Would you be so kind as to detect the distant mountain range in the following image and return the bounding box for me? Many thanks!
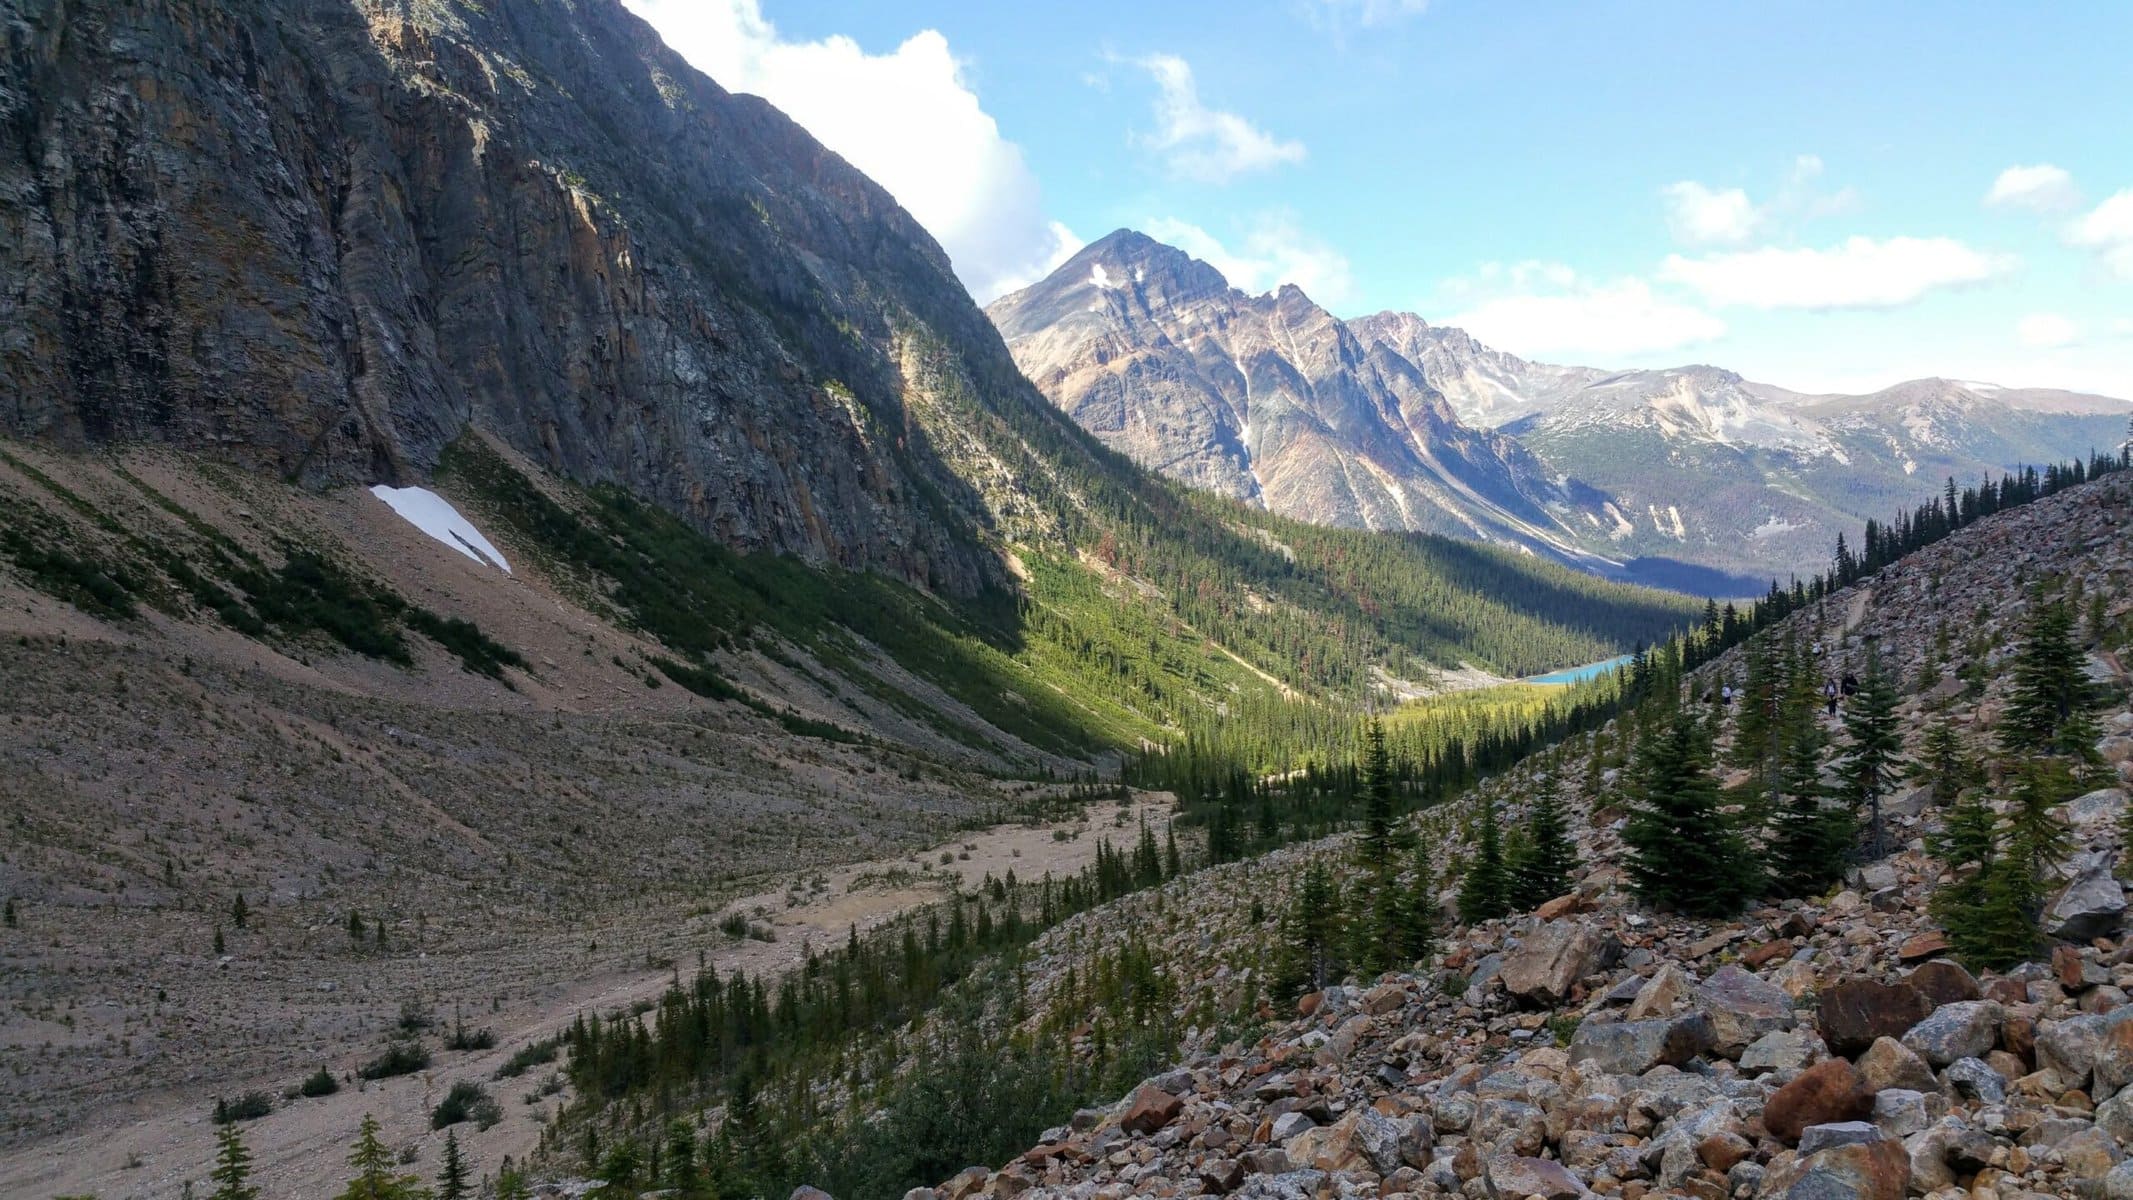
[990,230,2131,592]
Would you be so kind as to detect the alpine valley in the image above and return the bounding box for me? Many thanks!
[2,4,2132,1200]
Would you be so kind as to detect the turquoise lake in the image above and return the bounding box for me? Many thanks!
[1523,654,1633,686]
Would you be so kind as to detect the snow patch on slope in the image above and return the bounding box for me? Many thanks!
[370,486,512,574]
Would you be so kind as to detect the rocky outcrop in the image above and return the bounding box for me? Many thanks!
[0,0,1109,594]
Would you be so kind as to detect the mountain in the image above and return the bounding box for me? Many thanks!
[986,231,1620,572]
[994,233,2129,591]
[1502,370,2132,583]
[0,3,1704,1190]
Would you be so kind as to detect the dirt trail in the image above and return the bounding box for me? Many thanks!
[1,795,1171,1200]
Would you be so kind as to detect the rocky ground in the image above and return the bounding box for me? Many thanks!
[880,472,2133,1200]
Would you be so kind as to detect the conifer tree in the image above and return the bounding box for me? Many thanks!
[1623,708,1757,916]
[437,1129,469,1200]
[1457,798,1511,923]
[1401,843,1437,965]
[2001,592,2103,760]
[1276,860,1343,998]
[1766,715,1850,898]
[1509,775,1578,910]
[1359,718,1396,870]
[1913,717,1981,806]
[210,1123,260,1200]
[1837,646,1905,857]
[339,1113,423,1200]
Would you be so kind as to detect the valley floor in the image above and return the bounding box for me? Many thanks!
[0,792,1170,1200]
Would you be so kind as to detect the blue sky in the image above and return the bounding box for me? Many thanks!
[625,1,2133,396]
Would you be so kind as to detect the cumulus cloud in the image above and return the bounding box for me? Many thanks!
[2069,189,2133,280]
[1445,265,1725,359]
[1660,181,1760,245]
[2016,313,2081,348]
[1143,214,1354,305]
[1129,55,1306,184]
[1985,164,2081,213]
[622,0,1075,303]
[1659,237,2015,310]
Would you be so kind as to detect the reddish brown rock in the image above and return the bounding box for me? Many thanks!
[1897,931,1952,962]
[1535,892,1587,920]
[1904,959,1981,1006]
[1817,978,1934,1057]
[1779,1138,1909,1200]
[1297,991,1323,1018]
[1697,1131,1754,1172]
[1743,939,1796,969]
[2057,945,2092,991]
[1764,1058,1875,1144]
[1121,1085,1184,1135]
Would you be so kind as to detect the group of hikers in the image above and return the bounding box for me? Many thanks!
[1706,636,1859,716]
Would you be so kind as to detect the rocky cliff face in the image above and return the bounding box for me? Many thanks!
[987,231,1616,569]
[0,0,1096,594]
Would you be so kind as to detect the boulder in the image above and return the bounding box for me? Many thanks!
[1765,1058,1875,1145]
[2096,1012,2133,1096]
[1775,1134,1909,1200]
[1855,1036,1938,1093]
[2060,1126,2124,1184]
[1692,964,1797,1055]
[2037,1013,2108,1092]
[1120,1085,1183,1134]
[1817,978,1933,1057]
[1740,1028,1825,1076]
[1870,1089,1936,1139]
[1943,1057,2006,1104]
[2108,1158,2133,1200]
[1900,1000,2003,1067]
[1483,1155,1588,1200]
[1500,919,1612,1007]
[1798,1121,1885,1155]
[2050,858,2129,941]
[1901,960,1980,1007]
[1566,1012,1716,1076]
[1626,962,1696,1020]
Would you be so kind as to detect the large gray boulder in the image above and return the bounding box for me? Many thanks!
[1691,964,1796,1055]
[2050,855,2129,940]
[1900,1000,2003,1067]
[1567,1012,1716,1076]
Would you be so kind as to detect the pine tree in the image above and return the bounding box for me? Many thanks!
[437,1129,469,1200]
[1623,708,1757,916]
[1766,716,1850,898]
[1508,776,1578,909]
[339,1113,422,1200]
[1838,646,1905,858]
[1359,718,1396,870]
[1913,717,1980,806]
[231,893,248,929]
[210,1123,260,1200]
[1401,843,1438,965]
[2001,592,2103,760]
[1276,861,1343,998]
[1457,798,1511,923]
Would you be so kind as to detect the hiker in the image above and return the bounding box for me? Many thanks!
[1841,672,1859,698]
[1823,678,1839,715]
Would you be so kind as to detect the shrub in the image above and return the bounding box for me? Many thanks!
[494,1038,559,1079]
[298,1066,340,1098]
[432,1080,497,1129]
[446,1022,497,1051]
[358,1042,431,1080]
[211,1092,273,1124]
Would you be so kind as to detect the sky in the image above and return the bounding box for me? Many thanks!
[622,0,2133,398]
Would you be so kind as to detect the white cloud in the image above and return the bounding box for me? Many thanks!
[1985,164,2081,213]
[2016,313,2081,348]
[1660,181,1761,245]
[622,0,1074,303]
[1659,236,2015,310]
[1445,266,1726,359]
[1306,0,1430,27]
[2069,189,2133,280]
[1130,55,1306,184]
[1143,214,1354,306]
